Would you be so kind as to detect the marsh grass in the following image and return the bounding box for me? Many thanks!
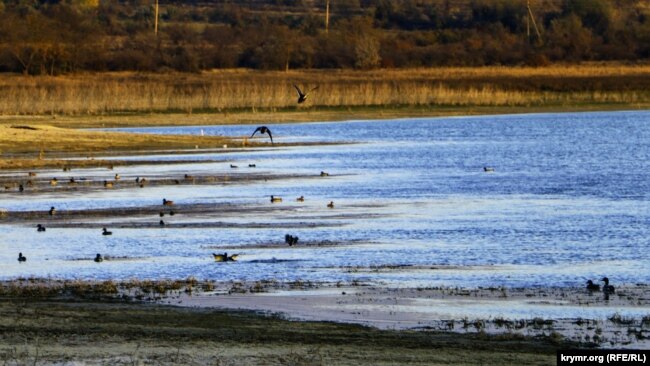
[0,65,648,115]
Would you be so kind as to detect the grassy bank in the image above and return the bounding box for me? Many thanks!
[0,65,648,116]
[0,298,564,365]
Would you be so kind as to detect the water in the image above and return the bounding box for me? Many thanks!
[1,111,649,289]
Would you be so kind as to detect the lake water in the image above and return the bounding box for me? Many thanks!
[1,111,649,290]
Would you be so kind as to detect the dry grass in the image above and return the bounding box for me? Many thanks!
[0,65,648,116]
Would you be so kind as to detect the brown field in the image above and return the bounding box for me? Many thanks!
[0,65,648,116]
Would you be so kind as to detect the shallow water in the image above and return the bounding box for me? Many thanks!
[1,111,649,290]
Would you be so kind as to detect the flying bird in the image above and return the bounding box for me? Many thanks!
[293,84,318,104]
[250,126,273,144]
[213,252,239,262]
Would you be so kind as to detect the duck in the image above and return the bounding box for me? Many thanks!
[28,172,37,177]
[19,184,24,192]
[601,277,615,293]
[69,177,76,184]
[483,166,495,172]
[184,174,194,180]
[162,198,174,206]
[159,211,165,217]
[103,180,113,188]
[36,224,46,232]
[50,178,58,186]
[248,164,256,168]
[320,171,329,177]
[48,206,56,216]
[270,195,282,203]
[296,196,305,202]
[18,252,26,262]
[159,220,165,226]
[586,280,600,291]
[213,252,239,262]
[230,164,238,168]
[285,234,299,246]
[327,201,334,208]
[250,126,273,144]
[293,84,319,104]
[102,227,112,236]
[94,253,104,263]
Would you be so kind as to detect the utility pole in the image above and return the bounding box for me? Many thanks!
[154,0,159,35]
[526,0,542,44]
[325,0,330,35]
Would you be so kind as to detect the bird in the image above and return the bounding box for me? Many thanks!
[19,184,24,192]
[601,277,615,293]
[48,207,56,216]
[135,177,140,183]
[213,252,239,262]
[270,195,282,203]
[285,234,299,246]
[104,180,113,188]
[248,164,256,168]
[18,253,26,262]
[94,253,104,263]
[28,172,37,177]
[162,198,174,206]
[483,167,495,172]
[102,227,112,236]
[159,211,165,217]
[230,164,238,168]
[169,210,175,216]
[250,126,273,144]
[184,174,193,180]
[296,196,305,202]
[327,201,334,208]
[320,171,329,177]
[293,84,318,104]
[586,280,600,291]
[114,174,121,180]
[50,178,58,186]
[68,177,76,185]
[159,220,165,226]
[36,224,46,232]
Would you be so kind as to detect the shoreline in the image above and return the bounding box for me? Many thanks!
[1,278,647,351]
[2,105,647,171]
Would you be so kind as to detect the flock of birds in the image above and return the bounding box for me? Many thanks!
[9,97,620,295]
[17,138,335,265]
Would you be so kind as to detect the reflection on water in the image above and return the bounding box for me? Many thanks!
[1,111,649,289]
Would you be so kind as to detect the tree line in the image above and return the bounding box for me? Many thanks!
[0,0,648,75]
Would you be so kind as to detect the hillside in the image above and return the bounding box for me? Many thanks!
[0,0,648,74]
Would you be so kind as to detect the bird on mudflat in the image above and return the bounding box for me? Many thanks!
[213,252,239,262]
[18,252,26,262]
[250,126,273,144]
[601,277,615,293]
[49,207,56,216]
[586,280,600,292]
[293,84,318,104]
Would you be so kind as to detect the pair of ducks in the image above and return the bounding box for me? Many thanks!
[586,277,615,293]
[270,195,334,208]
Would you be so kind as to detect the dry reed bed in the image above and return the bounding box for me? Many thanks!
[1,65,648,115]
